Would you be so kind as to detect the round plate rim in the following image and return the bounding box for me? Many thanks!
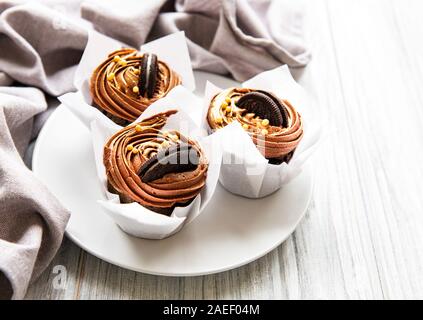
[32,74,313,277]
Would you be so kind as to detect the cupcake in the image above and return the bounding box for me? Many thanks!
[103,110,208,215]
[90,49,181,125]
[207,88,303,164]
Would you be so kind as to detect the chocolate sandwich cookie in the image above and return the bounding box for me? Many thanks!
[237,91,289,127]
[90,49,181,125]
[139,53,158,99]
[139,143,200,183]
[103,110,208,215]
[207,88,303,164]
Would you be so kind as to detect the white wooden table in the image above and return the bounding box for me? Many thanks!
[25,0,423,299]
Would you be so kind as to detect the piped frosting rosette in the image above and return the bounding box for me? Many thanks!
[207,88,304,164]
[204,66,320,199]
[104,110,208,215]
[59,31,195,131]
[78,86,222,239]
[91,49,182,125]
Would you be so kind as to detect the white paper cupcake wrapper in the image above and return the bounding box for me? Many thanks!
[203,65,322,198]
[62,29,195,128]
[63,85,222,239]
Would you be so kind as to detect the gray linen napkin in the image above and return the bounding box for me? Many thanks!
[83,0,311,81]
[0,0,310,299]
[0,87,70,299]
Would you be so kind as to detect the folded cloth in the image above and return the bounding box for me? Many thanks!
[83,0,311,81]
[0,87,70,299]
[0,0,310,299]
[0,0,310,94]
[0,72,13,86]
[0,1,88,96]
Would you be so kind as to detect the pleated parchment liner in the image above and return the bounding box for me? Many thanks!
[202,65,322,199]
[62,86,222,239]
[62,29,195,128]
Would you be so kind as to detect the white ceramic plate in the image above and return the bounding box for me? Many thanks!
[32,71,313,276]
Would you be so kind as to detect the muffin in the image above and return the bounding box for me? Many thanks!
[103,110,208,215]
[90,49,181,125]
[207,88,303,164]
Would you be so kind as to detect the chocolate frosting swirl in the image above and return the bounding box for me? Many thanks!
[207,88,304,163]
[91,49,181,124]
[104,110,208,215]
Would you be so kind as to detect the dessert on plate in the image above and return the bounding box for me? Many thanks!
[103,110,208,215]
[207,88,303,164]
[90,49,181,125]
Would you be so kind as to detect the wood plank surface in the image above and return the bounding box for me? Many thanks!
[25,0,423,299]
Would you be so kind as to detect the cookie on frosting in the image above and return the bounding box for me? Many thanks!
[207,88,303,164]
[90,49,181,125]
[103,110,208,215]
